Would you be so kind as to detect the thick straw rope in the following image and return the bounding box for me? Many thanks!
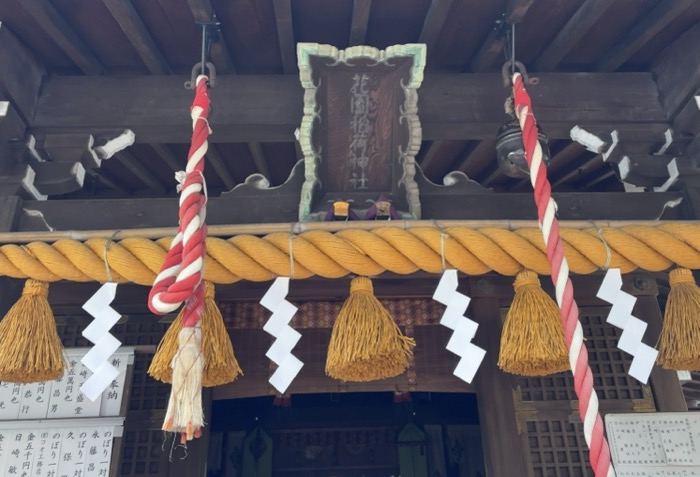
[148,75,209,326]
[1,224,699,285]
[513,72,614,477]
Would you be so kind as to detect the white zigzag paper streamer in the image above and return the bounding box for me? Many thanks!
[81,282,123,401]
[260,277,304,394]
[432,269,486,383]
[597,268,658,384]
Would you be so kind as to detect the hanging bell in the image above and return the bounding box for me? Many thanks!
[495,118,551,179]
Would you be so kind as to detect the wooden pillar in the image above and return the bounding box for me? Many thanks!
[473,295,528,477]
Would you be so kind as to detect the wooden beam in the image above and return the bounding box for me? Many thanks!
[207,144,236,190]
[272,0,296,74]
[653,24,700,136]
[0,23,45,125]
[348,0,372,46]
[418,0,454,54]
[19,0,103,75]
[33,161,85,196]
[247,142,270,179]
[17,189,685,232]
[534,0,615,71]
[114,150,166,193]
[102,0,170,75]
[31,72,670,143]
[596,0,695,72]
[0,196,21,233]
[185,0,236,74]
[653,24,700,120]
[0,102,25,144]
[471,0,536,72]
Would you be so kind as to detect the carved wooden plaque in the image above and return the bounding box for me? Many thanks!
[297,44,426,220]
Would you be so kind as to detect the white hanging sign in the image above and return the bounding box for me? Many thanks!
[260,277,304,394]
[597,268,658,384]
[81,282,123,401]
[433,270,486,383]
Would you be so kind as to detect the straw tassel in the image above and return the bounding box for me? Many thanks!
[163,325,204,443]
[657,268,700,370]
[325,276,415,382]
[497,270,569,376]
[0,279,64,383]
[149,281,242,386]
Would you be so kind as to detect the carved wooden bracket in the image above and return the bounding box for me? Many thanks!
[296,43,426,220]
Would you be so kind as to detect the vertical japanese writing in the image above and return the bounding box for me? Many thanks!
[349,73,371,191]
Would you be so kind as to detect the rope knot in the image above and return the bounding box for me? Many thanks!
[203,280,215,299]
[350,276,373,293]
[669,268,694,286]
[23,279,48,297]
[513,270,540,291]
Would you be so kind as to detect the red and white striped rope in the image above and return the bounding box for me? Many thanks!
[148,75,209,327]
[512,72,615,477]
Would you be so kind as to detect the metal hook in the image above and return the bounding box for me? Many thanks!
[185,20,219,89]
[501,60,539,88]
[185,61,217,89]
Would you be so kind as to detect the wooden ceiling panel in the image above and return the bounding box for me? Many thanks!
[625,2,700,67]
[365,0,432,49]
[261,142,299,186]
[0,0,73,69]
[514,0,584,65]
[417,140,469,182]
[293,0,353,48]
[214,0,283,74]
[429,0,502,71]
[52,0,144,71]
[130,0,201,72]
[561,0,658,69]
[215,142,258,187]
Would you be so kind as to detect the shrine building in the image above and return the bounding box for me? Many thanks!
[0,1,698,476]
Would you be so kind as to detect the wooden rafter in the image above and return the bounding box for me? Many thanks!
[102,0,170,75]
[149,143,181,173]
[552,154,602,188]
[457,139,497,178]
[88,169,130,195]
[471,0,536,72]
[418,140,444,175]
[534,0,614,71]
[653,24,700,135]
[348,0,372,46]
[207,144,236,190]
[247,142,270,179]
[596,0,696,72]
[418,0,454,55]
[272,0,296,74]
[18,0,103,75]
[0,23,45,125]
[114,150,166,193]
[31,73,669,143]
[185,0,236,74]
